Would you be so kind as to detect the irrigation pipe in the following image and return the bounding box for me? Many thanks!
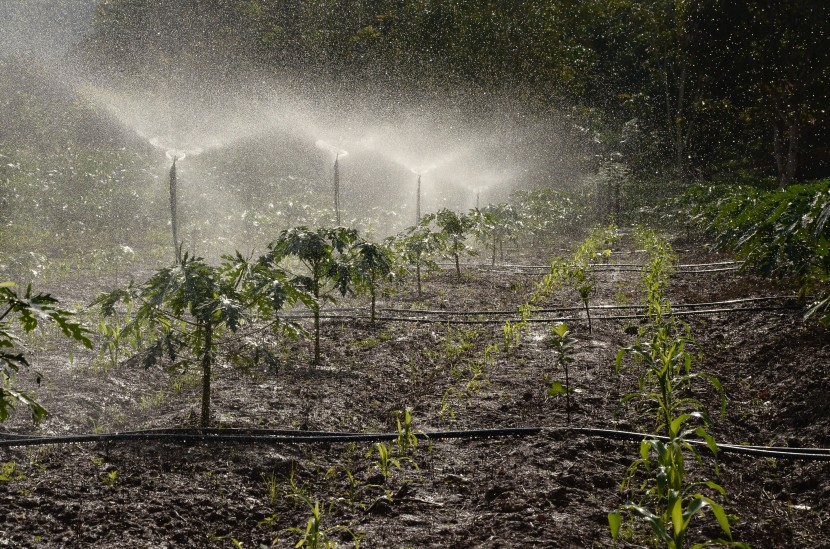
[373,296,793,317]
[465,260,743,270]
[281,305,796,325]
[2,426,828,461]
[566,428,830,462]
[0,427,541,449]
[482,266,743,275]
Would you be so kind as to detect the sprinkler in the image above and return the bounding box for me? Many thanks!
[410,168,431,225]
[416,173,422,224]
[169,157,181,263]
[315,140,349,226]
[334,153,341,225]
[149,137,203,263]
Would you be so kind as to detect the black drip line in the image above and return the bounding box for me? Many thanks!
[2,427,829,461]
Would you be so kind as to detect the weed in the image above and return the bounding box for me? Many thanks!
[102,469,118,487]
[261,470,279,507]
[0,462,25,482]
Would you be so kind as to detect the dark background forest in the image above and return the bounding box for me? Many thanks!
[73,0,829,187]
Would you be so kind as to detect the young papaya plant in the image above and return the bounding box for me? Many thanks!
[469,203,522,265]
[570,267,595,334]
[95,253,302,426]
[391,221,444,298]
[0,281,92,422]
[350,240,395,324]
[263,226,359,363]
[434,208,476,279]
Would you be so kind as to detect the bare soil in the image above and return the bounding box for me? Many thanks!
[1,234,828,548]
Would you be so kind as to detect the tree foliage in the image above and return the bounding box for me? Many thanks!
[0,282,91,423]
[95,253,304,426]
[78,0,830,185]
[262,226,358,363]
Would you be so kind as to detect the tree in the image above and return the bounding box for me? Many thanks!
[263,226,358,363]
[96,253,301,427]
[433,209,476,280]
[1,282,91,423]
[727,1,830,186]
[391,222,445,298]
[350,240,395,324]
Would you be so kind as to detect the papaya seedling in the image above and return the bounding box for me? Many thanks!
[95,253,303,427]
[391,222,444,298]
[263,226,358,363]
[469,203,522,265]
[434,208,476,279]
[350,240,395,324]
[570,267,595,334]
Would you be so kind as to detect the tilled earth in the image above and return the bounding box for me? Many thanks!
[1,234,829,548]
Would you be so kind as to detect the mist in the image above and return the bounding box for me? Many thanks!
[1,1,592,267]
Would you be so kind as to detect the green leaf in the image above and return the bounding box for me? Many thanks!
[547,381,569,397]
[608,511,621,540]
[670,414,691,438]
[671,496,684,537]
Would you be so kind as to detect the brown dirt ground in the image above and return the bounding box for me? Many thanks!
[1,233,828,548]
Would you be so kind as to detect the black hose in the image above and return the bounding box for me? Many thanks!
[374,296,793,317]
[291,305,795,325]
[2,426,828,461]
[567,428,830,461]
[0,427,542,449]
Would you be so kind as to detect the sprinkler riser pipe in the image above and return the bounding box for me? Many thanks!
[416,174,422,224]
[169,158,181,263]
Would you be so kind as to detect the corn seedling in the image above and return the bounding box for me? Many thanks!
[609,432,747,549]
[634,227,677,323]
[289,499,362,549]
[394,408,424,458]
[611,319,742,548]
[366,442,402,481]
[615,323,726,435]
[285,466,310,509]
